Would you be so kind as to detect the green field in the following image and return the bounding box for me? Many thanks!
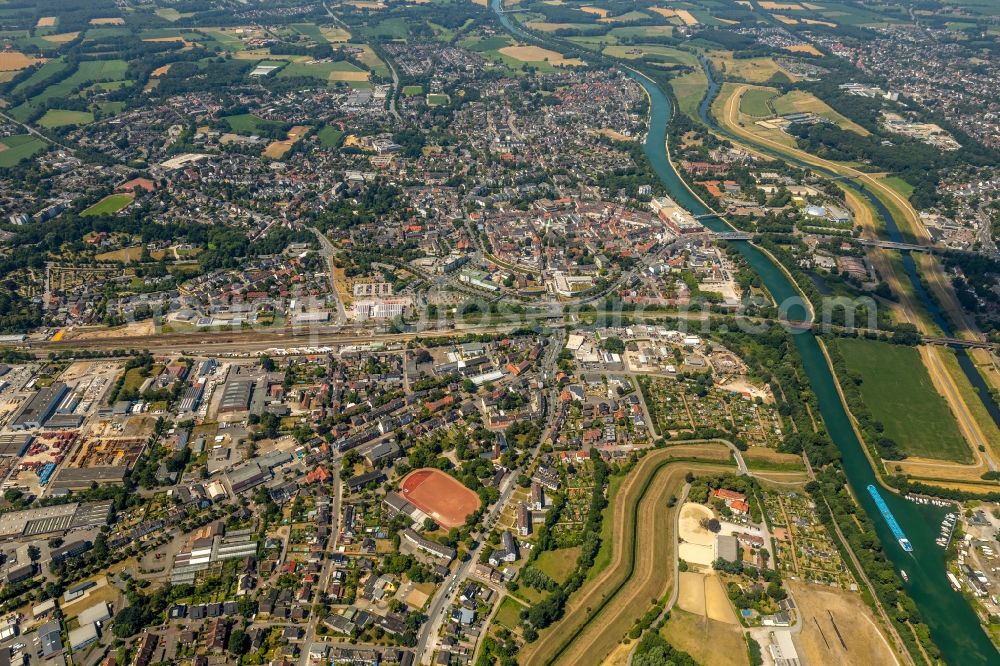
[38,109,94,128]
[402,85,423,96]
[740,86,776,117]
[882,175,915,199]
[11,58,69,95]
[426,93,450,106]
[494,596,524,630]
[12,59,129,121]
[276,59,368,83]
[82,193,135,217]
[223,113,286,135]
[0,134,46,167]
[317,125,343,148]
[534,546,581,585]
[462,35,512,52]
[834,338,970,461]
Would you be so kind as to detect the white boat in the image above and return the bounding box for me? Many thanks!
[901,570,909,582]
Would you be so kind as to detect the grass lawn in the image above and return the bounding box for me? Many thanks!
[317,125,343,148]
[82,193,135,217]
[0,134,46,167]
[882,175,915,199]
[402,85,423,96]
[740,86,777,117]
[462,35,512,52]
[834,337,971,462]
[534,546,581,585]
[426,93,450,106]
[224,113,285,135]
[494,596,524,630]
[38,109,94,128]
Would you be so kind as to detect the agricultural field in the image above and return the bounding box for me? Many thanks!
[82,193,135,217]
[0,51,45,72]
[602,44,687,63]
[278,59,370,84]
[833,338,971,462]
[0,134,46,168]
[498,45,583,67]
[708,52,794,84]
[37,109,94,128]
[11,59,129,121]
[11,59,70,96]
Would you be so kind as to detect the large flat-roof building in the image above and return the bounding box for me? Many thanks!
[9,382,69,430]
[219,378,255,414]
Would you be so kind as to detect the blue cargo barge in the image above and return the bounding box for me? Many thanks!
[868,484,913,552]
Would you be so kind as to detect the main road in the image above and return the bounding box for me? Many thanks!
[414,330,565,663]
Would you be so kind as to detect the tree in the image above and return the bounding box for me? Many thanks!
[27,545,40,561]
[228,628,250,657]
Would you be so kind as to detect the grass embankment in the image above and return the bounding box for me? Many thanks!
[521,445,734,666]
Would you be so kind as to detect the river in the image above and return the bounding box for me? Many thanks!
[490,2,998,662]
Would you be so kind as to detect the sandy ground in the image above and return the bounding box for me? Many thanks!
[66,320,156,339]
[677,571,707,615]
[678,503,715,546]
[704,574,737,623]
[678,572,738,623]
[789,580,901,666]
[678,502,715,567]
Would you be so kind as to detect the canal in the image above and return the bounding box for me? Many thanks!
[490,2,998,662]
